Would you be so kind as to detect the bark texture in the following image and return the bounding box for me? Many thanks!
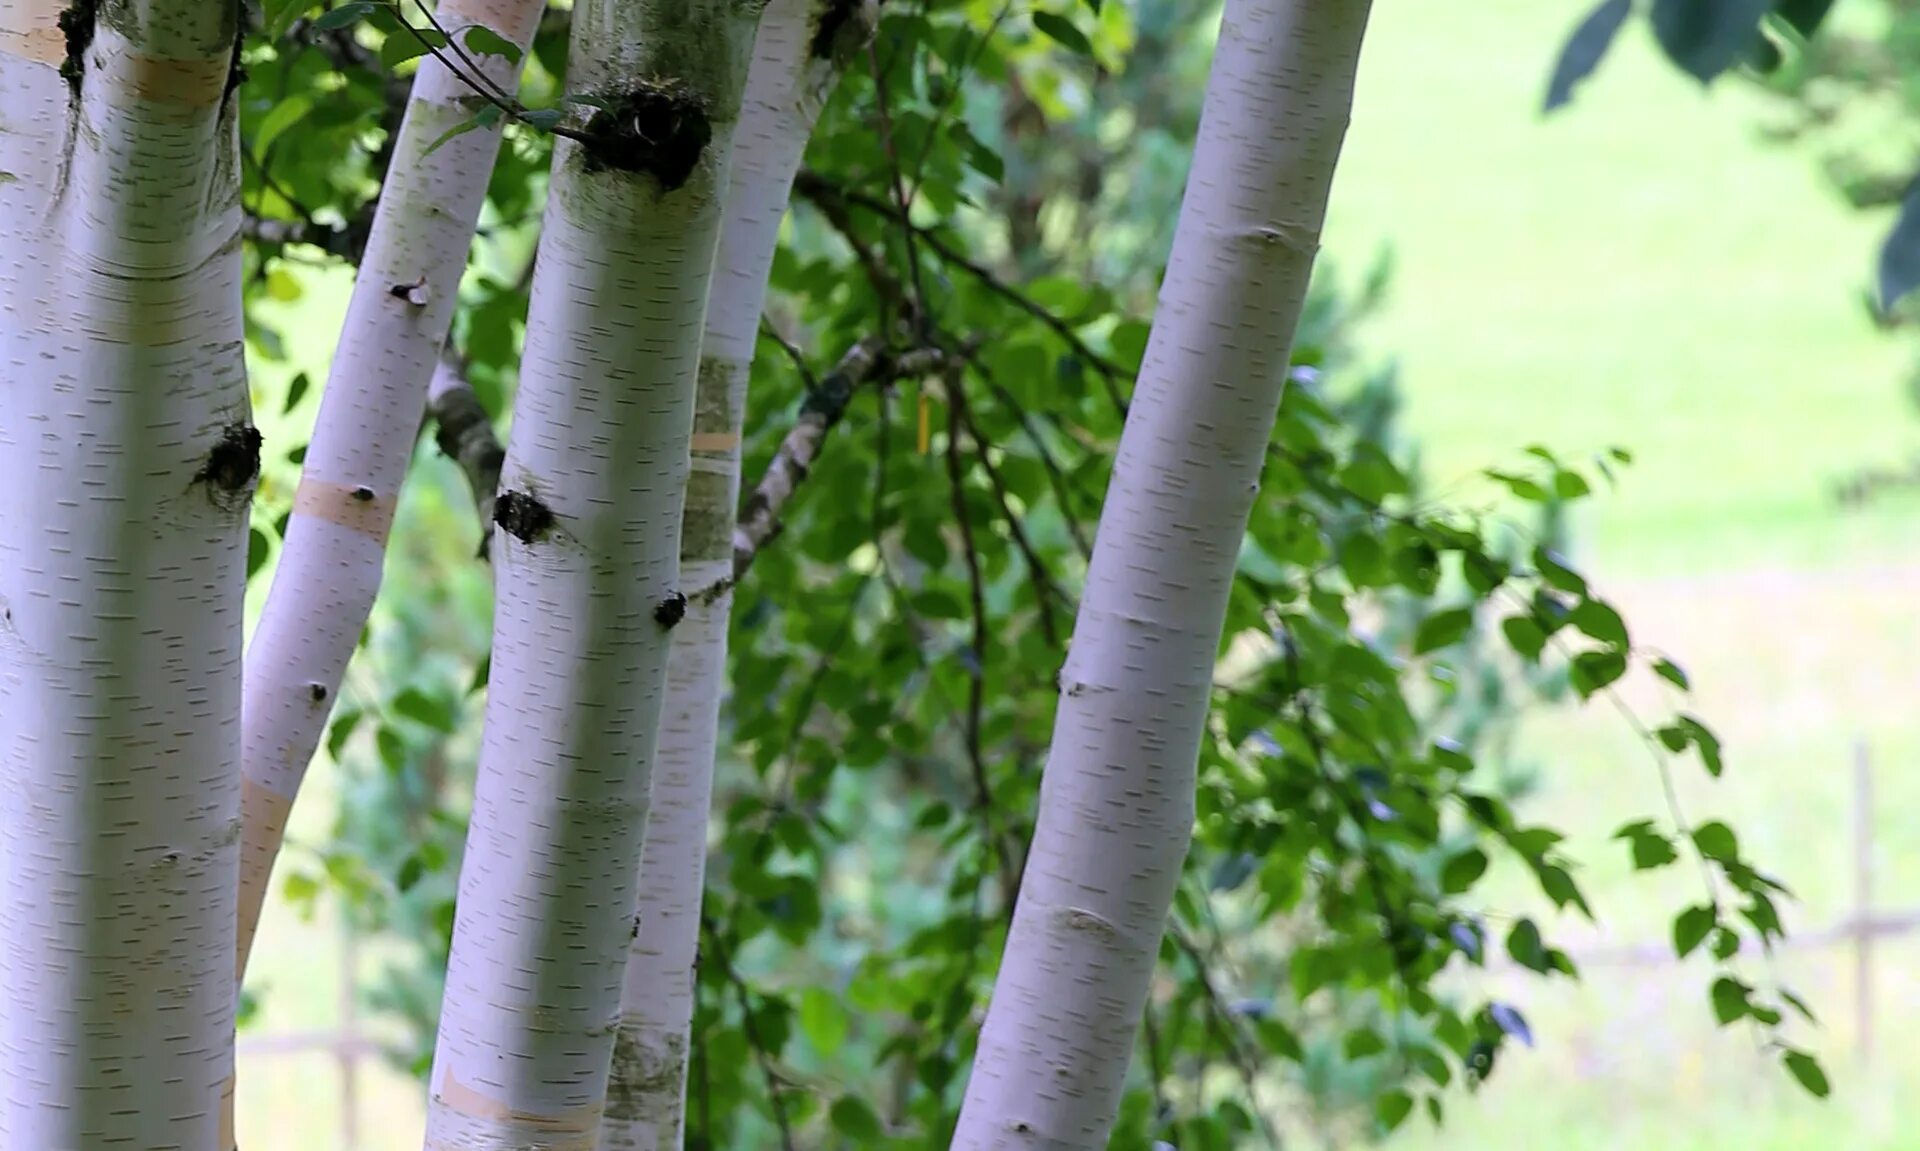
[949,1,1374,1147]
[0,0,249,1144]
[603,7,870,1134]
[234,0,548,980]
[423,2,762,1147]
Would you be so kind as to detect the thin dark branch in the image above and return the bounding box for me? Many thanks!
[955,382,1067,645]
[942,369,1016,907]
[793,169,1133,415]
[700,916,796,1151]
[425,346,506,558]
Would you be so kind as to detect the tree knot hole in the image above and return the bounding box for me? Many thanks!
[581,82,712,189]
[493,489,554,544]
[307,683,329,703]
[195,422,263,498]
[57,0,97,91]
[654,591,688,630]
[350,486,375,502]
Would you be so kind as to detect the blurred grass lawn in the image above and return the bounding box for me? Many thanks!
[1327,1,1920,1149]
[237,1,1920,1145]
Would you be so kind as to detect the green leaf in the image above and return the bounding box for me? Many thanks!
[1692,820,1738,862]
[1441,847,1488,894]
[462,22,523,63]
[380,26,447,68]
[265,0,312,38]
[311,0,374,31]
[828,1095,882,1140]
[799,987,848,1056]
[326,709,362,761]
[396,853,424,892]
[1507,919,1549,972]
[1650,0,1770,83]
[1653,657,1691,691]
[393,687,456,733]
[1031,10,1094,56]
[1614,821,1680,870]
[421,112,487,160]
[1568,650,1627,697]
[1710,975,1752,1024]
[1878,177,1920,311]
[1533,546,1586,594]
[1782,1049,1830,1097]
[1773,0,1834,39]
[1570,598,1628,647]
[1375,1090,1414,1132]
[1681,716,1723,775]
[284,371,310,414]
[1414,607,1474,655]
[1502,615,1547,661]
[1673,904,1716,957]
[247,527,271,579]
[376,725,407,774]
[253,93,315,161]
[1780,988,1818,1023]
[1545,0,1633,111]
[519,108,564,132]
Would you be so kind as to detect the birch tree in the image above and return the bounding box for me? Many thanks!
[604,1,869,1145]
[0,0,249,1143]
[422,1,763,1144]
[233,0,549,977]
[951,1,1376,1144]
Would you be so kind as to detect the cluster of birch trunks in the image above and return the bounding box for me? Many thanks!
[0,0,1371,1145]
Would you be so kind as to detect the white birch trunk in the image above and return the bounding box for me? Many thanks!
[424,2,762,1146]
[234,0,549,978]
[950,1,1374,1147]
[0,0,249,1144]
[602,3,868,1146]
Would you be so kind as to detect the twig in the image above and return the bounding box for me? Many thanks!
[942,366,1017,907]
[699,916,796,1151]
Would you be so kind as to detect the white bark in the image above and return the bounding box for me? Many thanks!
[950,1,1373,1147]
[235,0,549,979]
[424,3,762,1147]
[0,0,249,1145]
[602,4,868,1146]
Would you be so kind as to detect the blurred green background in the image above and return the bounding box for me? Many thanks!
[231,1,1920,1146]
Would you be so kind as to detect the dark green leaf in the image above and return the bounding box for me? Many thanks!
[462,23,523,63]
[1773,0,1834,39]
[1442,847,1488,894]
[1546,0,1634,111]
[396,854,424,892]
[1414,607,1474,655]
[1569,650,1627,697]
[1673,904,1716,957]
[1653,657,1691,690]
[1710,975,1752,1024]
[1507,919,1549,972]
[284,371,310,414]
[1692,820,1738,862]
[829,1095,883,1139]
[1502,615,1547,661]
[1783,1049,1830,1097]
[311,0,374,31]
[1570,598,1628,647]
[380,27,447,68]
[1879,177,1920,311]
[247,527,271,579]
[393,687,456,733]
[1031,11,1094,56]
[1375,1090,1414,1132]
[520,108,564,132]
[1650,0,1770,83]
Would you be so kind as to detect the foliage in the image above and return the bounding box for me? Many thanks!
[234,0,1822,1143]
